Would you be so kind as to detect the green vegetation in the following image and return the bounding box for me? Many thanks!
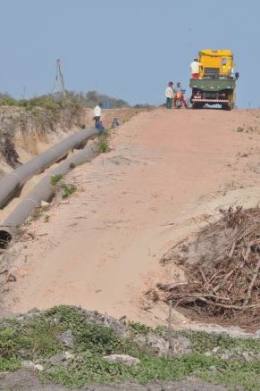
[200,360,260,391]
[0,357,21,372]
[0,306,259,390]
[153,326,260,354]
[44,353,260,390]
[60,183,77,199]
[0,318,62,360]
[0,92,83,121]
[0,90,129,110]
[97,133,110,153]
[185,330,260,354]
[50,174,63,186]
[128,321,152,336]
[75,323,122,354]
[50,175,77,199]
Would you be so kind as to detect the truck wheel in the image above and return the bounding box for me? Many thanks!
[192,103,203,109]
[222,103,234,111]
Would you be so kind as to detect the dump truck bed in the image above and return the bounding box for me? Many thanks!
[199,49,234,78]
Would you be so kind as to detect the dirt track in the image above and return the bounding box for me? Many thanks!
[4,108,260,326]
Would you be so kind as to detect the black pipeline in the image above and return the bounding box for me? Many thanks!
[0,127,98,209]
[0,141,99,248]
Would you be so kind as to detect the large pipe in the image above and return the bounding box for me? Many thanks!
[0,127,98,209]
[0,141,99,248]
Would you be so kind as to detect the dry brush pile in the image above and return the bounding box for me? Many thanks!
[157,207,260,328]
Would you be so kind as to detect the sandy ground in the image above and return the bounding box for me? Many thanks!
[3,107,260,326]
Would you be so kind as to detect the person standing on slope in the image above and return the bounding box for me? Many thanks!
[93,103,102,128]
[190,58,201,79]
[165,81,175,109]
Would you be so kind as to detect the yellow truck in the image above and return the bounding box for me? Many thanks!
[190,49,239,110]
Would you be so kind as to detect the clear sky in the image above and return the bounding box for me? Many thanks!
[0,0,259,107]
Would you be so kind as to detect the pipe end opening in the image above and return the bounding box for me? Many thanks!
[0,230,12,249]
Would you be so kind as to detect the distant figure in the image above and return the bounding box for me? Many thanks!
[93,103,102,128]
[231,68,240,80]
[111,118,120,128]
[165,81,175,109]
[190,58,201,79]
[174,82,188,108]
[96,120,105,133]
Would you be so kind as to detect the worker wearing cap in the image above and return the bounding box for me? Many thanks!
[190,58,201,79]
[165,81,175,109]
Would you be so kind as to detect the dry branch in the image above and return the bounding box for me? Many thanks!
[158,207,260,324]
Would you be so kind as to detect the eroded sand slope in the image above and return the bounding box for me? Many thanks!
[5,108,260,325]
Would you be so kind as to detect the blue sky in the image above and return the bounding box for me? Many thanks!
[0,0,259,107]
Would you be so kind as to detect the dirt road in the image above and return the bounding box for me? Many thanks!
[5,108,260,325]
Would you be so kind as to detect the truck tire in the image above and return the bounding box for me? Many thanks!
[192,103,203,109]
[222,103,234,111]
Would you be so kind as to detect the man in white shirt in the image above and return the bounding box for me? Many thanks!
[165,81,175,109]
[93,103,102,128]
[190,58,201,79]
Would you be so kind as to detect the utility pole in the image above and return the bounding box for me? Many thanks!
[53,58,66,97]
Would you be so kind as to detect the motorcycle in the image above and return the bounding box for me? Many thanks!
[174,89,188,109]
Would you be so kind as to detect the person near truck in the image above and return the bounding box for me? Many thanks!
[93,103,102,128]
[165,81,175,109]
[174,82,188,108]
[190,58,201,79]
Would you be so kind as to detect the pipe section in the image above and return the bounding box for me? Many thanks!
[0,141,99,248]
[0,127,98,209]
